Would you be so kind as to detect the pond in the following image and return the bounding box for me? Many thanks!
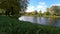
[19,16,60,27]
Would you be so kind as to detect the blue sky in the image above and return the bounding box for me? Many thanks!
[26,0,60,13]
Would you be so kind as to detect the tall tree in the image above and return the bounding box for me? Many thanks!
[38,10,42,16]
[35,10,37,15]
[50,6,60,16]
[0,0,29,16]
[46,8,50,15]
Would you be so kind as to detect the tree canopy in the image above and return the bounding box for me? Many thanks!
[0,0,29,16]
[50,6,60,15]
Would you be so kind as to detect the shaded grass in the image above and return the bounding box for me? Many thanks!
[0,16,60,34]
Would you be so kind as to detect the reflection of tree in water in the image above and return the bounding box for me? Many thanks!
[53,18,60,27]
[38,17,41,24]
[33,16,37,23]
[48,17,57,25]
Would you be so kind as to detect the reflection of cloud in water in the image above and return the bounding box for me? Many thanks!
[19,16,60,27]
[19,16,35,23]
[19,16,57,25]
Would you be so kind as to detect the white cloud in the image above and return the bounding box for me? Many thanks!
[39,2,45,5]
[36,2,47,13]
[37,5,47,12]
[26,5,35,12]
[26,2,47,13]
[51,4,60,7]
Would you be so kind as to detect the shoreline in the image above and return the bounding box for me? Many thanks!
[22,15,60,18]
[0,16,60,34]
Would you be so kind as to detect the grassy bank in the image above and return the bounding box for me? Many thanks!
[43,15,60,18]
[0,16,60,34]
[23,15,60,18]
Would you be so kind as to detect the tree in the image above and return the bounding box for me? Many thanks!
[50,6,60,16]
[38,10,42,16]
[0,0,29,16]
[43,8,50,16]
[45,8,50,15]
[35,10,37,15]
[31,11,35,15]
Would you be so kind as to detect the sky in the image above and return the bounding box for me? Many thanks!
[26,0,60,13]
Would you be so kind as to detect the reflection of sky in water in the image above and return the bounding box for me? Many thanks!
[19,16,34,23]
[19,16,60,27]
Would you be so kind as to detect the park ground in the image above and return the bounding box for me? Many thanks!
[0,16,60,34]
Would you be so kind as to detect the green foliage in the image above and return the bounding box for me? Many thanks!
[35,10,38,15]
[38,10,42,16]
[0,0,29,16]
[0,0,20,16]
[50,6,60,16]
[0,16,60,34]
[43,12,50,16]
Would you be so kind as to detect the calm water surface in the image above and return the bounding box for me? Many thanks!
[19,16,60,27]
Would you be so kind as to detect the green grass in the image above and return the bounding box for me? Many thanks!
[43,15,60,18]
[0,16,60,34]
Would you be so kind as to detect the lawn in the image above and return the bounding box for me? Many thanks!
[0,16,60,34]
